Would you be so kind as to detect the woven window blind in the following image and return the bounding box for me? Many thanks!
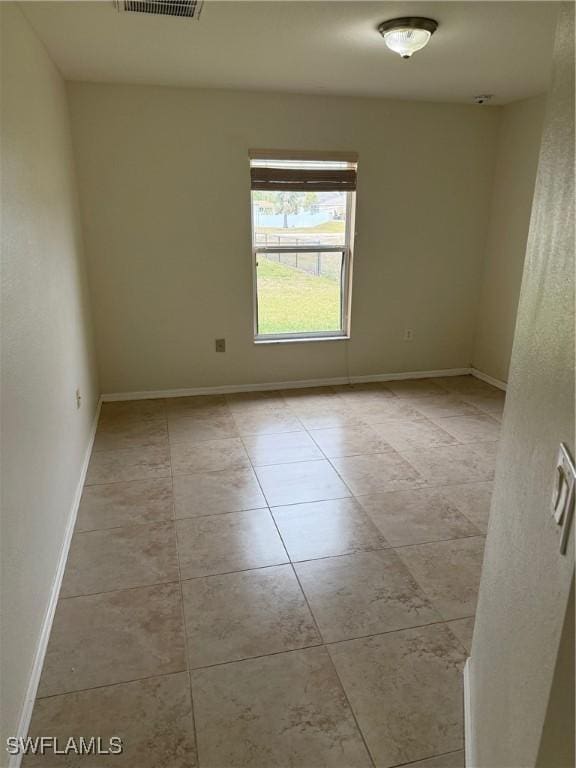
[249,150,358,192]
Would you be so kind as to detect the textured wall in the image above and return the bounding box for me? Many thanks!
[0,3,99,749]
[472,95,545,383]
[67,84,500,394]
[470,5,575,766]
[536,577,575,768]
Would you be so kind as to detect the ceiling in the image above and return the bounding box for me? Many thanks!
[22,1,559,104]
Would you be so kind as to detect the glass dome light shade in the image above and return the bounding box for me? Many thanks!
[378,17,438,59]
[384,28,432,58]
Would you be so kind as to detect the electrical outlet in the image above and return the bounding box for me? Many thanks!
[75,388,82,409]
[404,328,414,342]
[215,338,226,353]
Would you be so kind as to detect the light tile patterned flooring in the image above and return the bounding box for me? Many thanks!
[26,375,505,768]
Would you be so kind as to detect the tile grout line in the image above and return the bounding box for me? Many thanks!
[322,647,378,767]
[35,410,193,715]
[389,746,466,768]
[241,428,378,768]
[56,531,486,601]
[35,612,477,702]
[80,393,490,607]
[251,391,478,765]
[76,463,491,534]
[285,408,470,766]
[184,612,475,671]
[224,391,487,674]
[288,404,431,497]
[64,386,494,761]
[89,393,497,486]
[72,519,175,538]
[167,420,202,768]
[238,433,296,574]
[235,403,379,765]
[288,551,381,767]
[275,408,382,767]
[34,670,189,703]
[84,472,172,488]
[59,578,182,601]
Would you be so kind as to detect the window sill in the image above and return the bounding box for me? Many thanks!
[254,335,350,345]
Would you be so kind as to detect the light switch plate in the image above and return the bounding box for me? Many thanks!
[552,443,575,554]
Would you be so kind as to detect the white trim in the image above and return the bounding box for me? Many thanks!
[464,657,476,768]
[351,368,471,384]
[254,335,350,345]
[9,397,102,768]
[248,149,359,162]
[101,367,473,402]
[470,368,507,391]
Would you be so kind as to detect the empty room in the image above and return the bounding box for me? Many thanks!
[1,1,574,767]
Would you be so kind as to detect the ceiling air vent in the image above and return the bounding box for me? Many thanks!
[114,0,203,19]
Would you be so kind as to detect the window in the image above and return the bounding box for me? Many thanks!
[250,151,357,342]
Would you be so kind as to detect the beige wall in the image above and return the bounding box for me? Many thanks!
[470,5,574,766]
[0,3,99,751]
[67,83,502,394]
[472,95,545,383]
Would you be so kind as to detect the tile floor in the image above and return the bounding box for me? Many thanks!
[26,375,504,767]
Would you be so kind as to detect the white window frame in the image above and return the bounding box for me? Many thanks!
[251,184,356,344]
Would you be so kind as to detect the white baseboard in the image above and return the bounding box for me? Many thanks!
[9,397,102,768]
[464,657,475,768]
[470,367,507,391]
[101,367,473,402]
[351,367,472,385]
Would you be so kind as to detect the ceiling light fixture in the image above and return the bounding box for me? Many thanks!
[378,17,438,60]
